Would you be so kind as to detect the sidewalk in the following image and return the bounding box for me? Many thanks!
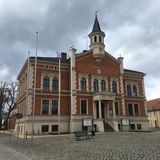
[0,142,31,160]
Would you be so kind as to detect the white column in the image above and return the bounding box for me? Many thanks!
[112,101,116,118]
[99,100,102,119]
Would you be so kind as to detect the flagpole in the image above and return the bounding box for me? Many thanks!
[58,53,61,135]
[70,48,72,134]
[24,51,30,141]
[32,32,38,146]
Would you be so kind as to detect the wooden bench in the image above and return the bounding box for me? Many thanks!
[74,131,92,141]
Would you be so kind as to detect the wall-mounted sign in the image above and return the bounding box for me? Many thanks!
[121,118,130,126]
[82,118,93,127]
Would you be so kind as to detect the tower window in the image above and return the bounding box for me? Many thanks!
[94,36,97,43]
[99,36,101,43]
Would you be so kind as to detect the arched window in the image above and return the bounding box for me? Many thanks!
[52,77,58,91]
[112,81,117,93]
[94,36,97,43]
[81,78,86,91]
[43,76,50,90]
[127,84,132,96]
[133,85,137,96]
[101,80,106,91]
[93,79,99,92]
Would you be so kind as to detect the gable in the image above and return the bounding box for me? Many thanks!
[76,51,120,76]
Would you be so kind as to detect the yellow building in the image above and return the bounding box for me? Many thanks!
[147,98,160,128]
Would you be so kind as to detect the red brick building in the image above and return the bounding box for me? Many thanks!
[15,15,149,135]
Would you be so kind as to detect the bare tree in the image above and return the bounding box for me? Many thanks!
[4,81,18,129]
[0,82,8,128]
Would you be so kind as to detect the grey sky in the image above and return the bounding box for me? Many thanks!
[0,0,159,100]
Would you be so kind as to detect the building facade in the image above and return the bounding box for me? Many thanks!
[147,98,160,128]
[15,15,149,135]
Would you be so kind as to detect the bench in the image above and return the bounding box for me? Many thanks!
[74,131,92,141]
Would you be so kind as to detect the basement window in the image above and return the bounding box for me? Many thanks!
[41,125,49,132]
[52,125,58,132]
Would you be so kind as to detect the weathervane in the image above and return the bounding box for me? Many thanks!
[95,10,99,17]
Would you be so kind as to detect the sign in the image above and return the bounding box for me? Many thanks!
[82,118,93,127]
[121,118,130,126]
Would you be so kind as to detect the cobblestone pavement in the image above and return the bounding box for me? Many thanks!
[0,132,160,160]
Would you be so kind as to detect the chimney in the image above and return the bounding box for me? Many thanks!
[118,57,124,74]
[70,48,76,68]
[61,52,67,61]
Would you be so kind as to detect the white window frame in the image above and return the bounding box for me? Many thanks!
[41,73,58,90]
[41,99,50,115]
[127,103,140,116]
[80,99,88,114]
[110,78,119,93]
[51,99,59,115]
[79,74,89,91]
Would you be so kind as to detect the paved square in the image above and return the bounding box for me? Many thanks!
[0,132,160,160]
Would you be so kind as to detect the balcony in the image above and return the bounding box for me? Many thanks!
[93,91,116,101]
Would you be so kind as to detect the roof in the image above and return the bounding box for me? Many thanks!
[146,98,160,111]
[30,56,69,63]
[124,69,145,76]
[92,14,102,33]
[17,56,69,79]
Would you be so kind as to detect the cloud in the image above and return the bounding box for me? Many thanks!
[145,76,160,100]
[0,66,9,80]
[0,0,160,100]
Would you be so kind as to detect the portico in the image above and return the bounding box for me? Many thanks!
[93,91,117,131]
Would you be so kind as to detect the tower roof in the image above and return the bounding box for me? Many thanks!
[92,14,102,32]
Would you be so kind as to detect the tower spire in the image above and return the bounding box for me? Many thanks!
[88,14,106,59]
[92,12,101,32]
